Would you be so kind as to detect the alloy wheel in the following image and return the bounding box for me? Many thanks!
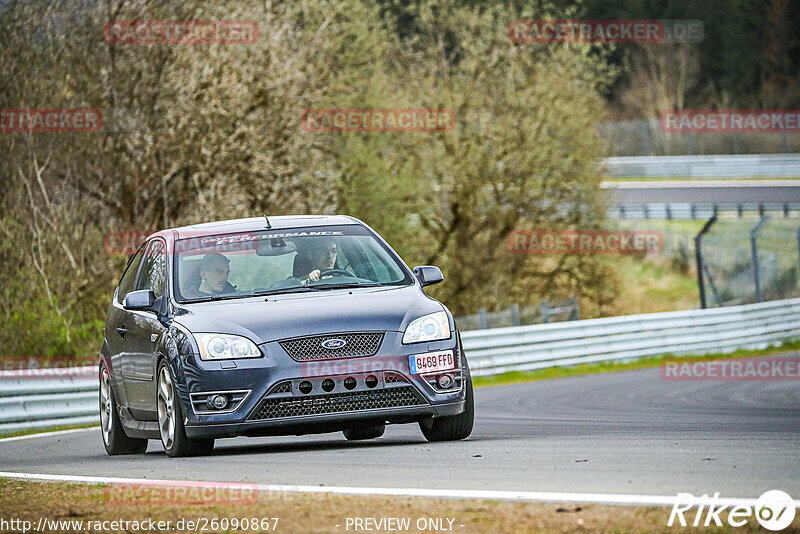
[157,365,176,450]
[99,368,113,446]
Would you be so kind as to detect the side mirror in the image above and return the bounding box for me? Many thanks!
[123,289,156,311]
[413,265,444,287]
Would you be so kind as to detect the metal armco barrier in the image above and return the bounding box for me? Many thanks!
[0,370,97,435]
[462,298,800,376]
[604,154,800,178]
[2,298,800,434]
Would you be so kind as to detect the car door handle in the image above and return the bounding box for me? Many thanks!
[116,326,127,338]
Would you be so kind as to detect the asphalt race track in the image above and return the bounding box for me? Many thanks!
[1,365,799,499]
[602,180,800,204]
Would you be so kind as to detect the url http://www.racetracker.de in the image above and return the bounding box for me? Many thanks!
[0,516,280,533]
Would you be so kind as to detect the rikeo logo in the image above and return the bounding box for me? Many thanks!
[669,491,796,531]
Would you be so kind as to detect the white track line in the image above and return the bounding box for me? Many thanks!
[600,179,800,188]
[0,426,98,443]
[2,471,796,508]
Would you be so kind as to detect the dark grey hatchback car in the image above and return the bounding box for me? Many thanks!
[100,215,473,456]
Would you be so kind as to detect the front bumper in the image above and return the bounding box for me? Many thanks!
[174,331,466,439]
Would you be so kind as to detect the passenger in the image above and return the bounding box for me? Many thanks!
[185,253,234,297]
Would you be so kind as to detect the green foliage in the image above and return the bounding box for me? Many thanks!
[0,0,708,356]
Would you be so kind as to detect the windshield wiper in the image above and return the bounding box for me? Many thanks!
[308,282,383,290]
[250,286,318,297]
[182,293,250,303]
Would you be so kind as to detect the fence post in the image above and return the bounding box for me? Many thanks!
[797,227,800,277]
[541,300,550,324]
[510,304,520,327]
[569,296,579,320]
[694,213,717,309]
[640,120,652,155]
[751,216,770,303]
[478,308,488,330]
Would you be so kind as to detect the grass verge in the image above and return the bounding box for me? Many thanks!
[472,339,800,389]
[0,478,785,534]
[0,422,99,440]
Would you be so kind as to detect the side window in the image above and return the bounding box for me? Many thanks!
[136,240,166,298]
[116,247,146,304]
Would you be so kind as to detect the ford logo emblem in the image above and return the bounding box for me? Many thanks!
[321,338,347,350]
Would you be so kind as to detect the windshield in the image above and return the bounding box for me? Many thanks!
[172,224,413,302]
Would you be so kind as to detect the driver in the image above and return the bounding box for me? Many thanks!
[302,237,341,282]
[186,253,234,297]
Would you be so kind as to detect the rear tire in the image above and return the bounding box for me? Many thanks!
[157,361,215,457]
[343,424,386,441]
[419,360,474,442]
[99,364,148,455]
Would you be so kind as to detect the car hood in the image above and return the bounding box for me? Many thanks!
[172,285,447,344]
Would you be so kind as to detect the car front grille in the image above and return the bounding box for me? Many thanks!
[269,382,292,394]
[248,386,425,420]
[384,372,408,383]
[279,332,383,361]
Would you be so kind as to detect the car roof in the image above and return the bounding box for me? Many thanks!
[167,215,361,240]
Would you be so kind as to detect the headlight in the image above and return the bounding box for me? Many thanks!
[195,333,261,360]
[402,311,450,344]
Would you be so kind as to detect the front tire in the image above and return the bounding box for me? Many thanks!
[419,360,474,442]
[157,362,214,457]
[343,424,385,441]
[99,364,148,455]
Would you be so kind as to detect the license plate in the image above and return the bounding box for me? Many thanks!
[408,350,455,374]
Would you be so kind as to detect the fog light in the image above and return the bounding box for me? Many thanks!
[299,381,313,394]
[437,374,453,389]
[321,379,335,392]
[207,394,228,410]
[343,376,357,390]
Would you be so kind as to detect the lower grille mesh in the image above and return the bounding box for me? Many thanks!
[249,387,425,420]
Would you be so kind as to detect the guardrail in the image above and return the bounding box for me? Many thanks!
[2,298,800,434]
[604,154,800,178]
[0,370,97,435]
[457,298,579,331]
[609,202,800,219]
[462,298,800,376]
